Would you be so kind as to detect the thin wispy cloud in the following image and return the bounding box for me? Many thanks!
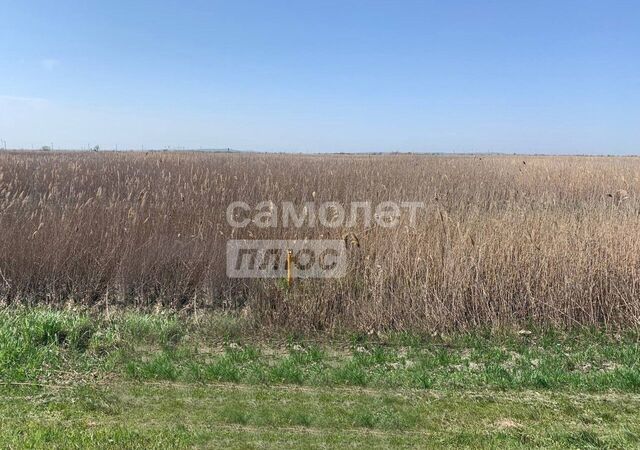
[0,95,48,106]
[0,95,49,110]
[41,58,60,71]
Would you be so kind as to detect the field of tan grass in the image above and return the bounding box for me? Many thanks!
[1,151,640,332]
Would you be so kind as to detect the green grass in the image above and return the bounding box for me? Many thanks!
[2,383,640,448]
[2,308,640,448]
[2,308,640,391]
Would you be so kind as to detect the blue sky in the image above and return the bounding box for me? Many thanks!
[1,1,638,153]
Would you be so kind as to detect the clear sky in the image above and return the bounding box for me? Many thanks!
[1,1,638,153]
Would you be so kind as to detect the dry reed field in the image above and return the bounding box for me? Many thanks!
[1,151,640,332]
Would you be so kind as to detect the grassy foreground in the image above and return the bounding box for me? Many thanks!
[1,308,640,448]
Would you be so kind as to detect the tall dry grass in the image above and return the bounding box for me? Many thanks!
[1,151,640,332]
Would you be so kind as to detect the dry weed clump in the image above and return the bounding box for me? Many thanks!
[1,151,640,332]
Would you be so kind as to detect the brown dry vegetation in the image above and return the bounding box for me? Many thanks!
[1,151,640,332]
